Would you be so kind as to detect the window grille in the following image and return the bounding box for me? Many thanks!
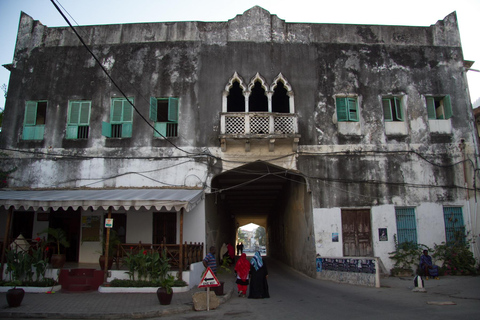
[250,115,269,134]
[443,207,465,244]
[274,116,295,134]
[395,207,417,244]
[225,116,246,134]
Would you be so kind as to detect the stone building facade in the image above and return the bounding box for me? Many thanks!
[0,6,477,276]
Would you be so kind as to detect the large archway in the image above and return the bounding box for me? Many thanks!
[206,161,316,277]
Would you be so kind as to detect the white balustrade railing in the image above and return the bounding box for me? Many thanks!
[220,112,298,135]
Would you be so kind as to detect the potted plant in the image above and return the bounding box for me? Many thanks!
[6,285,25,307]
[99,230,121,270]
[41,228,70,268]
[156,274,175,305]
[155,249,174,305]
[4,250,26,307]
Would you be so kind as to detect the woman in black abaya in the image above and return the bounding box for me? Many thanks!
[248,251,269,299]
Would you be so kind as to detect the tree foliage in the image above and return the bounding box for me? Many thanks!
[237,229,248,244]
[255,227,266,246]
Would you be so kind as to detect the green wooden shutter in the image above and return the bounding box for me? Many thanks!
[426,97,436,119]
[34,125,45,140]
[66,126,79,139]
[149,97,157,121]
[443,95,452,119]
[394,97,403,121]
[22,127,35,140]
[112,99,123,123]
[336,97,348,122]
[122,99,133,122]
[347,98,359,122]
[382,99,393,121]
[154,122,167,138]
[168,98,179,122]
[69,102,81,125]
[121,123,132,137]
[79,102,91,125]
[24,101,37,126]
[102,121,112,137]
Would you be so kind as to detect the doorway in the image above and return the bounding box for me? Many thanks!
[49,208,81,262]
[341,209,373,257]
[11,211,35,240]
[153,212,176,244]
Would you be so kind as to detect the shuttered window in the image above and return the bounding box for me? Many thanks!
[426,95,452,120]
[22,101,46,140]
[395,207,417,244]
[443,207,465,244]
[66,101,91,139]
[336,97,359,122]
[382,97,403,122]
[102,97,134,138]
[149,97,179,137]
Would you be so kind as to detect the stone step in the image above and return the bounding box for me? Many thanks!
[65,284,93,292]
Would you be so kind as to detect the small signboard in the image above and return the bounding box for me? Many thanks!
[379,228,388,241]
[198,267,220,288]
[105,218,113,228]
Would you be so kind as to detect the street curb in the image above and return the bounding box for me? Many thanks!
[0,282,236,319]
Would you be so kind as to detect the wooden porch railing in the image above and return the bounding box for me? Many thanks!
[114,241,204,271]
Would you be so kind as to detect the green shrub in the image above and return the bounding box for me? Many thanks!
[123,248,172,281]
[433,234,477,275]
[389,236,428,274]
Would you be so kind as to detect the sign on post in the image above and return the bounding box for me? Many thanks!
[198,267,220,288]
[105,218,113,228]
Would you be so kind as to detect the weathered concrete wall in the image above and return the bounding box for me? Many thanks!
[314,201,470,272]
[268,177,316,277]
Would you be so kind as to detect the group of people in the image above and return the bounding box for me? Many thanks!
[204,247,439,299]
[236,242,244,255]
[235,251,269,298]
[203,246,269,299]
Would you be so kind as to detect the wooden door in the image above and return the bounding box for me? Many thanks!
[341,209,373,257]
[153,212,176,244]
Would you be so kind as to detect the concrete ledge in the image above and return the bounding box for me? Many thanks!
[0,285,62,293]
[98,286,189,293]
[316,256,380,287]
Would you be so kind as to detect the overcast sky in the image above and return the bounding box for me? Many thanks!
[1,0,479,112]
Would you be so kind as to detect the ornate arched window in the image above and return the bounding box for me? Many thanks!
[271,73,294,113]
[223,72,247,112]
[247,73,269,112]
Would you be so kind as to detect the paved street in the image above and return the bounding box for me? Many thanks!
[1,257,479,320]
[159,258,480,320]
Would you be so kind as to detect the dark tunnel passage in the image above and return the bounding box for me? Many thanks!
[205,161,317,277]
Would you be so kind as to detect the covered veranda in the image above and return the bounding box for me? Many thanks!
[0,188,206,281]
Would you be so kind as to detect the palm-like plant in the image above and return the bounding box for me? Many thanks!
[41,228,70,254]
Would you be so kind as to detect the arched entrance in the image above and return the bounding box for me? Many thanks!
[206,161,316,277]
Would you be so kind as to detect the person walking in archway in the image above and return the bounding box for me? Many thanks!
[248,251,269,299]
[235,253,250,297]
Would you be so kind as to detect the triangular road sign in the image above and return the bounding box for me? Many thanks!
[198,267,220,288]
